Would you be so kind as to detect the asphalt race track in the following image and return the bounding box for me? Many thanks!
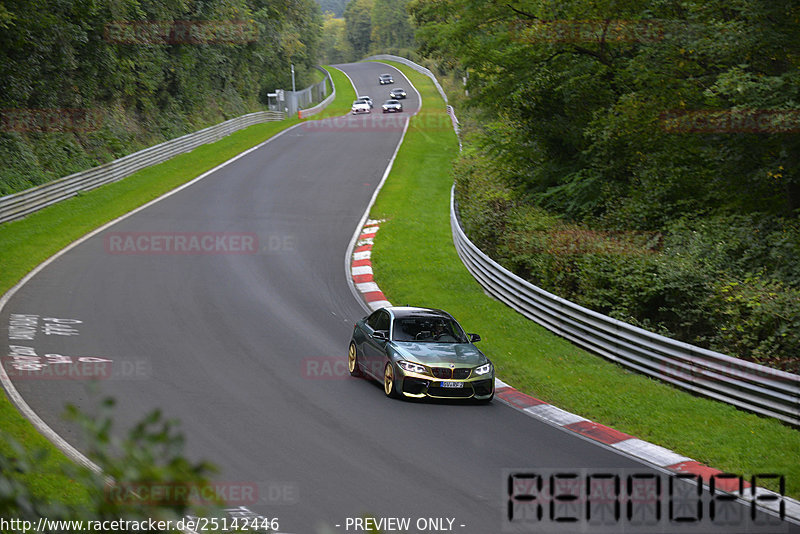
[2,62,797,534]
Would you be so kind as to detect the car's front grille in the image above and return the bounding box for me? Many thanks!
[431,367,471,379]
[432,367,451,379]
[453,368,471,379]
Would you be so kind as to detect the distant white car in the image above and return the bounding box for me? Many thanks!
[352,100,371,114]
[358,95,373,108]
[382,99,403,113]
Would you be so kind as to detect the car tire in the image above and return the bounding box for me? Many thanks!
[348,342,362,377]
[384,362,400,398]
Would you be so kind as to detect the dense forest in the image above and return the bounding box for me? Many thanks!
[1,0,797,372]
[0,0,322,195]
[409,0,800,372]
[319,0,414,64]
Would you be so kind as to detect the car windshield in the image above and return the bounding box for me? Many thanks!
[392,316,468,343]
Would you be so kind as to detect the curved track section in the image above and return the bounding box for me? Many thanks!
[3,63,795,534]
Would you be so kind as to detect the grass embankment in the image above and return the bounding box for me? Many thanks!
[366,60,800,498]
[0,66,352,505]
[315,66,357,118]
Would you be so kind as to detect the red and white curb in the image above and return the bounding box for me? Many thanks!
[345,66,799,524]
[494,377,800,521]
[350,219,392,311]
[348,222,798,522]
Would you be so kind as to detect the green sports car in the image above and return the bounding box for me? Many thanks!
[348,306,494,401]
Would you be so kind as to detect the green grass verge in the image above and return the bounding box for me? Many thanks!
[0,66,353,505]
[367,60,800,498]
[316,66,357,118]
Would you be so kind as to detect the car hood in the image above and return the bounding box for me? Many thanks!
[391,342,488,367]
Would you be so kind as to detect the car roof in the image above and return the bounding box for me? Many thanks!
[384,306,452,320]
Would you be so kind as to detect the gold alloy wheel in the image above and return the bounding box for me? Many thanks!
[384,363,395,397]
[348,343,356,372]
[348,342,361,376]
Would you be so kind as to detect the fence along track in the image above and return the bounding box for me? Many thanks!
[0,111,290,224]
[366,53,800,426]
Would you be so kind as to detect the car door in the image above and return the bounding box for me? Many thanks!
[362,310,390,378]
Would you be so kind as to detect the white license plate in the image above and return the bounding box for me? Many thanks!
[440,381,463,388]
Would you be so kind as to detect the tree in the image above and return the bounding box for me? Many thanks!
[410,0,800,223]
[343,0,373,58]
[320,12,355,63]
[371,0,413,52]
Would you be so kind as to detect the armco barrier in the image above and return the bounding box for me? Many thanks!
[0,111,285,224]
[287,66,333,116]
[298,67,335,119]
[451,187,800,426]
[366,53,800,426]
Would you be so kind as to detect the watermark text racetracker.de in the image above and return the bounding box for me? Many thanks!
[104,232,266,255]
[300,111,454,133]
[105,481,259,506]
[660,109,800,134]
[104,20,259,45]
[0,516,280,533]
[509,19,667,44]
[302,356,384,380]
[0,108,102,133]
[4,345,152,381]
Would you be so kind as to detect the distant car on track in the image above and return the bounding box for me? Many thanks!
[389,88,407,99]
[382,99,403,113]
[378,73,394,85]
[357,95,373,108]
[351,100,371,114]
[348,306,494,401]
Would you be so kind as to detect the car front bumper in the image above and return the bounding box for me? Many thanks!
[393,365,494,400]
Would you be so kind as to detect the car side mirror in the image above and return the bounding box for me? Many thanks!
[372,330,388,341]
[468,333,481,343]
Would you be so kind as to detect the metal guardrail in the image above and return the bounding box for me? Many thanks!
[451,187,800,426]
[286,66,333,116]
[0,111,285,224]
[298,67,335,119]
[367,53,800,426]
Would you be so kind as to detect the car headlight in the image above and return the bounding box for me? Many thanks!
[397,360,428,374]
[474,362,492,376]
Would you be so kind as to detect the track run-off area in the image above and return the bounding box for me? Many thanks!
[2,62,798,534]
